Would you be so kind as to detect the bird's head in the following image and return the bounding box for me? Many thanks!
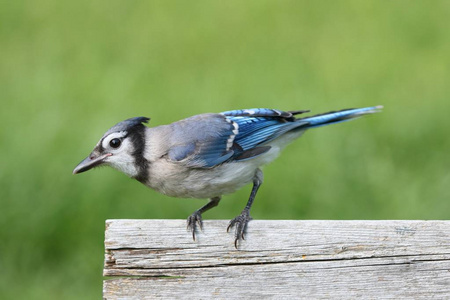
[73,117,150,179]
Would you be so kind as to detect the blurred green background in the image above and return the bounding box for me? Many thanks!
[1,0,450,298]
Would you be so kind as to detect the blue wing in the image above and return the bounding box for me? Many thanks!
[222,108,309,155]
[221,108,309,119]
[167,114,236,168]
[167,109,308,168]
[168,106,381,168]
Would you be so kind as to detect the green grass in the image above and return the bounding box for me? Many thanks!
[1,1,450,298]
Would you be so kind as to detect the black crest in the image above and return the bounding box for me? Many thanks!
[104,117,150,136]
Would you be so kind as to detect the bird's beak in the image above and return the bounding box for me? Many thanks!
[73,153,112,174]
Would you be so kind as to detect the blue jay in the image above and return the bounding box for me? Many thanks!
[73,106,382,247]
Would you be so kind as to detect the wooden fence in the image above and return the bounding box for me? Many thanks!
[103,219,450,299]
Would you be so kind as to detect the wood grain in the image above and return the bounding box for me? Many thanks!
[104,220,450,299]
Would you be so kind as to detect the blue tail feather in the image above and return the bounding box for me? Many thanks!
[299,106,383,128]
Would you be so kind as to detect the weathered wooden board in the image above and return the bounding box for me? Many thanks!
[104,220,450,299]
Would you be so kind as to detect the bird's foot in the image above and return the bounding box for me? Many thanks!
[227,209,252,248]
[187,211,203,241]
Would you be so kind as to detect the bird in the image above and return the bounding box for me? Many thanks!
[73,105,382,247]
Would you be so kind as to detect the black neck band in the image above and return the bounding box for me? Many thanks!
[128,125,149,183]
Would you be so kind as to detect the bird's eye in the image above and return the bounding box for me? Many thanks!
[109,138,121,148]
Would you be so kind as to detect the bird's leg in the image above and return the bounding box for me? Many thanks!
[187,196,221,241]
[227,168,263,248]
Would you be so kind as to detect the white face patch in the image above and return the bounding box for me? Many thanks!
[98,130,140,177]
[101,131,128,150]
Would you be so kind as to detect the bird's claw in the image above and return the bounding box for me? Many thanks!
[227,210,252,248]
[187,211,203,241]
